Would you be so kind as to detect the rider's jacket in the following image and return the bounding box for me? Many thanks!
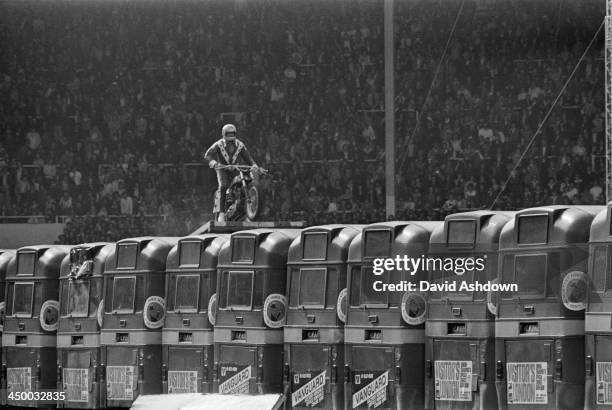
[203,138,255,167]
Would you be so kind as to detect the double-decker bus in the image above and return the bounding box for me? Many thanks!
[345,221,441,410]
[284,225,362,409]
[162,234,228,394]
[57,243,113,409]
[426,211,513,409]
[585,203,612,409]
[213,228,300,395]
[101,237,177,408]
[2,245,71,408]
[495,206,602,409]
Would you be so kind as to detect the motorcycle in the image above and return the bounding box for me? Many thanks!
[213,164,268,222]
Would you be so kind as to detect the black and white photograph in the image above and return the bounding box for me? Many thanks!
[0,0,611,409]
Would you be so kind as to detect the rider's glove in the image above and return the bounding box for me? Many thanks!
[209,160,218,169]
[251,164,259,172]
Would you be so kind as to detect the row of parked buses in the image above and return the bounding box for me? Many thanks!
[0,204,610,409]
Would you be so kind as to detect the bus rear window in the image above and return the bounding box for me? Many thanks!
[232,238,255,263]
[364,230,391,258]
[17,252,36,275]
[226,271,253,308]
[299,268,326,306]
[302,233,327,260]
[13,282,34,316]
[515,254,546,295]
[517,215,548,244]
[179,241,201,267]
[428,268,448,300]
[117,244,138,269]
[447,221,476,247]
[112,276,136,313]
[64,281,89,317]
[360,267,387,305]
[175,275,200,311]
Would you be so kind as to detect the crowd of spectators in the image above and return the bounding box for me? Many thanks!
[0,0,607,243]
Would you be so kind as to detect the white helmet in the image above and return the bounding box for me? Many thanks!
[222,123,237,140]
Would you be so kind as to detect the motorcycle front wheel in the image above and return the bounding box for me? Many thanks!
[245,185,261,221]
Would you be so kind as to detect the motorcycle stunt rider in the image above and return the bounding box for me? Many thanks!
[203,123,258,222]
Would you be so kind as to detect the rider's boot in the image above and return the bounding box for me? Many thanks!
[218,212,226,222]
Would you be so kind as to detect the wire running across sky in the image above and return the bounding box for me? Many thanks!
[398,0,466,173]
[488,19,605,209]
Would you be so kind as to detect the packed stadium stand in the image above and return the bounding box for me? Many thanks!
[0,0,607,243]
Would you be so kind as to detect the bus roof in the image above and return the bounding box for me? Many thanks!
[7,245,72,279]
[104,237,178,273]
[0,250,15,281]
[287,225,364,264]
[500,205,604,249]
[348,221,443,262]
[430,210,515,250]
[218,228,301,268]
[60,243,114,279]
[589,203,612,243]
[166,234,230,271]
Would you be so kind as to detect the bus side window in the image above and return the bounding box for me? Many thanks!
[592,245,608,292]
[326,268,338,309]
[289,269,300,307]
[60,281,69,316]
[33,281,43,316]
[166,275,176,312]
[219,271,229,309]
[546,253,560,298]
[105,278,113,313]
[608,246,612,291]
[501,255,514,299]
[198,273,211,313]
[6,282,13,316]
[349,266,361,307]
[388,270,402,306]
[89,278,102,317]
[253,271,264,309]
[135,276,145,313]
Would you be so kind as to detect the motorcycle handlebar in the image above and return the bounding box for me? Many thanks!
[214,164,268,174]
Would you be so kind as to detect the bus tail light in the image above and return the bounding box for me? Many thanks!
[202,350,209,383]
[496,361,503,380]
[395,366,401,384]
[555,359,562,380]
[138,350,145,380]
[100,364,106,383]
[585,355,593,376]
[36,364,41,382]
[480,361,486,380]
[257,348,264,383]
[2,363,6,382]
[213,362,219,383]
[162,364,167,382]
[203,363,209,383]
[93,363,99,383]
[330,346,338,383]
[284,363,290,382]
[344,365,350,383]
[425,360,432,378]
[57,365,62,383]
